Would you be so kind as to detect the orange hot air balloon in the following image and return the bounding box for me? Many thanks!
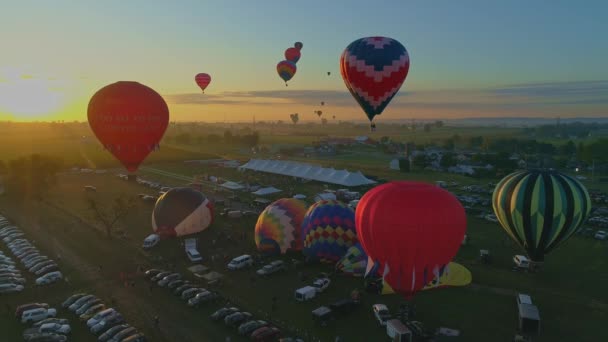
[195,73,211,93]
[88,81,169,173]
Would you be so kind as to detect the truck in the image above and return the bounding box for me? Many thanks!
[185,238,202,262]
[295,286,317,302]
[386,319,412,342]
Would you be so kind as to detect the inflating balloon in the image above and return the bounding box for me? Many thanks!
[294,42,303,50]
[285,47,301,63]
[195,73,211,93]
[336,242,367,277]
[356,182,466,299]
[340,37,410,128]
[88,81,169,173]
[152,188,214,239]
[493,170,591,263]
[255,198,308,255]
[277,60,297,86]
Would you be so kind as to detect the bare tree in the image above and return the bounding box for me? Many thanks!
[87,194,137,238]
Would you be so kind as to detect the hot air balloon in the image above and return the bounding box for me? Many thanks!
[321,101,325,106]
[88,81,169,173]
[152,188,214,239]
[332,115,336,120]
[336,242,368,277]
[294,42,303,50]
[285,47,301,63]
[492,170,591,264]
[290,113,299,124]
[327,71,331,76]
[340,37,410,130]
[315,110,322,117]
[356,182,466,299]
[302,200,357,263]
[194,73,211,93]
[277,60,297,86]
[255,198,308,256]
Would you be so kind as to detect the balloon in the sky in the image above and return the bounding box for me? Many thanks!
[285,47,301,63]
[289,113,299,124]
[356,182,466,299]
[321,101,325,106]
[277,60,297,86]
[340,37,410,125]
[301,200,357,263]
[492,170,591,263]
[194,73,211,93]
[315,110,323,117]
[152,188,214,239]
[88,81,169,173]
[294,42,303,50]
[327,71,331,76]
[336,242,368,277]
[332,115,336,120]
[255,198,308,256]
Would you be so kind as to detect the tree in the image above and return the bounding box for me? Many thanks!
[440,152,457,168]
[469,136,483,149]
[86,194,137,238]
[175,133,191,144]
[223,130,233,143]
[4,154,63,200]
[423,124,432,132]
[398,158,411,172]
[434,120,444,128]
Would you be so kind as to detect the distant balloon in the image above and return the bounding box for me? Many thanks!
[277,60,297,86]
[194,73,211,93]
[340,37,410,126]
[327,71,331,76]
[315,110,323,117]
[294,42,303,50]
[290,113,299,124]
[493,170,592,263]
[332,115,336,120]
[285,47,301,63]
[321,101,325,106]
[88,81,169,173]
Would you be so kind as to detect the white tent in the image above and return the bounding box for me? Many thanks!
[239,159,376,187]
[293,194,307,199]
[221,181,245,190]
[252,187,282,196]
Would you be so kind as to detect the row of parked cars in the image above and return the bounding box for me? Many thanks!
[62,293,146,341]
[1,215,63,289]
[16,302,69,341]
[210,306,282,341]
[145,269,219,307]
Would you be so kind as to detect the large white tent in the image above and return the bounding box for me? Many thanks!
[239,159,376,187]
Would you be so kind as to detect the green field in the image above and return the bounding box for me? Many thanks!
[1,123,607,341]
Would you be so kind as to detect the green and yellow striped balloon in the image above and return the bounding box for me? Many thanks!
[492,170,591,262]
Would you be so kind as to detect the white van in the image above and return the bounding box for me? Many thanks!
[227,255,253,270]
[142,234,160,249]
[513,255,530,269]
[22,308,57,323]
[386,319,412,342]
[295,286,317,302]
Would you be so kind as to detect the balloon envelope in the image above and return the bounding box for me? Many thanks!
[356,181,466,299]
[336,242,368,277]
[152,187,214,239]
[255,198,308,255]
[276,60,297,84]
[195,73,211,92]
[285,47,301,63]
[88,81,169,172]
[492,170,591,262]
[340,37,410,123]
[302,200,357,263]
[294,41,303,50]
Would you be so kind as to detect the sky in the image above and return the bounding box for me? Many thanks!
[0,0,607,122]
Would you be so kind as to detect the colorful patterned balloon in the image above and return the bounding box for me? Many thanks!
[340,36,410,124]
[285,47,301,63]
[194,73,211,93]
[336,242,368,277]
[302,200,357,263]
[255,198,308,255]
[276,60,297,86]
[493,170,592,262]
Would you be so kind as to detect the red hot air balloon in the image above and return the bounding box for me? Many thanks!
[285,47,301,63]
[88,81,169,173]
[356,182,466,299]
[195,73,211,93]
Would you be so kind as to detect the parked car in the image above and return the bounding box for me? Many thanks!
[108,326,138,342]
[38,322,71,335]
[25,256,49,268]
[144,269,165,278]
[87,308,117,327]
[372,304,391,326]
[211,307,239,321]
[0,283,24,293]
[167,279,186,289]
[121,333,146,342]
[227,255,253,270]
[181,288,206,301]
[224,311,253,327]
[142,234,160,249]
[34,264,59,276]
[187,290,218,307]
[251,326,281,341]
[238,320,268,336]
[98,324,130,342]
[91,313,124,334]
[23,332,67,342]
[594,230,607,240]
[76,298,103,315]
[311,278,331,293]
[174,283,196,296]
[69,295,96,311]
[21,308,57,323]
[151,271,171,282]
[256,260,286,276]
[33,318,69,327]
[0,275,25,283]
[36,265,63,285]
[158,273,182,287]
[62,293,86,308]
[16,303,50,318]
[30,260,57,273]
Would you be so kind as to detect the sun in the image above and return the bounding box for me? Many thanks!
[0,69,66,119]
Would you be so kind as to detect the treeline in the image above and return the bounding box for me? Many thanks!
[524,122,608,138]
[0,154,63,200]
[165,130,260,147]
